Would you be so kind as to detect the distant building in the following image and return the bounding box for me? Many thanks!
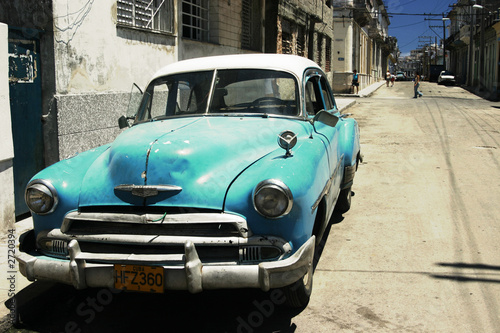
[447,0,500,98]
[331,0,395,93]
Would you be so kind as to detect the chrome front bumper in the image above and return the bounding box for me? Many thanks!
[16,235,315,293]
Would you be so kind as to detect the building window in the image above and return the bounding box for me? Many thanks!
[182,0,209,41]
[117,0,174,33]
[317,34,323,67]
[281,19,293,55]
[325,37,331,72]
[297,25,305,57]
[241,0,261,51]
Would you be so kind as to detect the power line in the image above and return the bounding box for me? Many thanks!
[391,21,426,29]
[387,12,447,16]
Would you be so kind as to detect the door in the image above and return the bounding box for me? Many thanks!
[8,28,45,216]
[304,71,341,209]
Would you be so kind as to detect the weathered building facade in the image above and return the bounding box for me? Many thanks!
[331,0,393,93]
[447,0,500,99]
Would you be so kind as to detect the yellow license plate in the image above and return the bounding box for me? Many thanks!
[114,264,164,293]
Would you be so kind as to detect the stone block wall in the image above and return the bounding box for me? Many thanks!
[56,92,129,159]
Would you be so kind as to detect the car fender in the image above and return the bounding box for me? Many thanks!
[338,117,360,168]
[27,144,111,234]
[224,135,332,254]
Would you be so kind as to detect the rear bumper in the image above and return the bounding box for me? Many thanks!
[16,235,315,293]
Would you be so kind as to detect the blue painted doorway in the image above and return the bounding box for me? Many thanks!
[8,28,45,216]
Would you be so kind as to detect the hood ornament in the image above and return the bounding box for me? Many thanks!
[115,184,182,198]
[277,130,297,157]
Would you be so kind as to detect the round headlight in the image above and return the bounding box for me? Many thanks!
[253,179,293,219]
[25,180,58,215]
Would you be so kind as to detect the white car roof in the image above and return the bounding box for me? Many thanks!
[151,54,321,80]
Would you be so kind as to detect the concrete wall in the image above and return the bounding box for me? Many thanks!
[0,23,16,233]
[52,0,178,159]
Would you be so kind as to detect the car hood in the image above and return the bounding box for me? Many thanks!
[79,116,309,210]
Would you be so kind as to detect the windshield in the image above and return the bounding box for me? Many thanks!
[135,69,299,122]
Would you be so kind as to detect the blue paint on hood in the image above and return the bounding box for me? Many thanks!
[78,116,310,210]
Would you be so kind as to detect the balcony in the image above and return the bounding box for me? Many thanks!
[333,0,372,26]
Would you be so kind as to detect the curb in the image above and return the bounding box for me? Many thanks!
[335,80,386,99]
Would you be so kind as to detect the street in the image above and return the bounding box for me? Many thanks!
[5,81,500,333]
[300,80,500,332]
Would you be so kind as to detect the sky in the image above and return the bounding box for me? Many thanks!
[387,0,457,56]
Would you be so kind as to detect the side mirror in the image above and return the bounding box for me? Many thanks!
[312,110,339,127]
[118,115,132,129]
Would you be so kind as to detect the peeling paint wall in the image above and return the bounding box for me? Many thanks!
[52,0,178,159]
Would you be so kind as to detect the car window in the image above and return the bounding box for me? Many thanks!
[319,76,334,111]
[209,69,299,116]
[305,77,324,116]
[137,71,213,121]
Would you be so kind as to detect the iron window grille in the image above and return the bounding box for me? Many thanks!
[182,0,209,41]
[117,0,174,33]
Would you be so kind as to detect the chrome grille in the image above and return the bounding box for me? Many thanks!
[62,211,250,238]
[52,240,68,255]
[242,246,261,261]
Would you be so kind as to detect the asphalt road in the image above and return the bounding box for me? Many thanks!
[5,81,500,332]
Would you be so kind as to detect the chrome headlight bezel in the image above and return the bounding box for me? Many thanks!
[25,180,59,215]
[253,179,293,219]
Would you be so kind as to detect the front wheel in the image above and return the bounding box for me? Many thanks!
[335,186,352,213]
[282,261,314,308]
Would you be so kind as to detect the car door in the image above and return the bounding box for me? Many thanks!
[304,70,342,212]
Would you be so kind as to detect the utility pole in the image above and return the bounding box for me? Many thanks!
[443,14,447,70]
[435,37,438,65]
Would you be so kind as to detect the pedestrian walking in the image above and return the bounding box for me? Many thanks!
[386,70,391,87]
[413,71,423,98]
[352,69,359,94]
[391,74,395,87]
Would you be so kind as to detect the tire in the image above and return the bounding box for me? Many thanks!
[282,261,314,308]
[335,186,352,213]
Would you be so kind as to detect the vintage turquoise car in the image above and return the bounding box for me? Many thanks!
[17,54,361,307]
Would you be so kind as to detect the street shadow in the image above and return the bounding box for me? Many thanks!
[6,283,302,333]
[430,262,500,284]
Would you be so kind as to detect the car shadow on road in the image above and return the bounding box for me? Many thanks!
[6,282,303,333]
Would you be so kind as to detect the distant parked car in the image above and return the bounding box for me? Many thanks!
[16,54,362,308]
[395,72,406,81]
[438,71,456,85]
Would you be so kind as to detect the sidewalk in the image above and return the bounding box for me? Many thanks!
[335,80,385,112]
